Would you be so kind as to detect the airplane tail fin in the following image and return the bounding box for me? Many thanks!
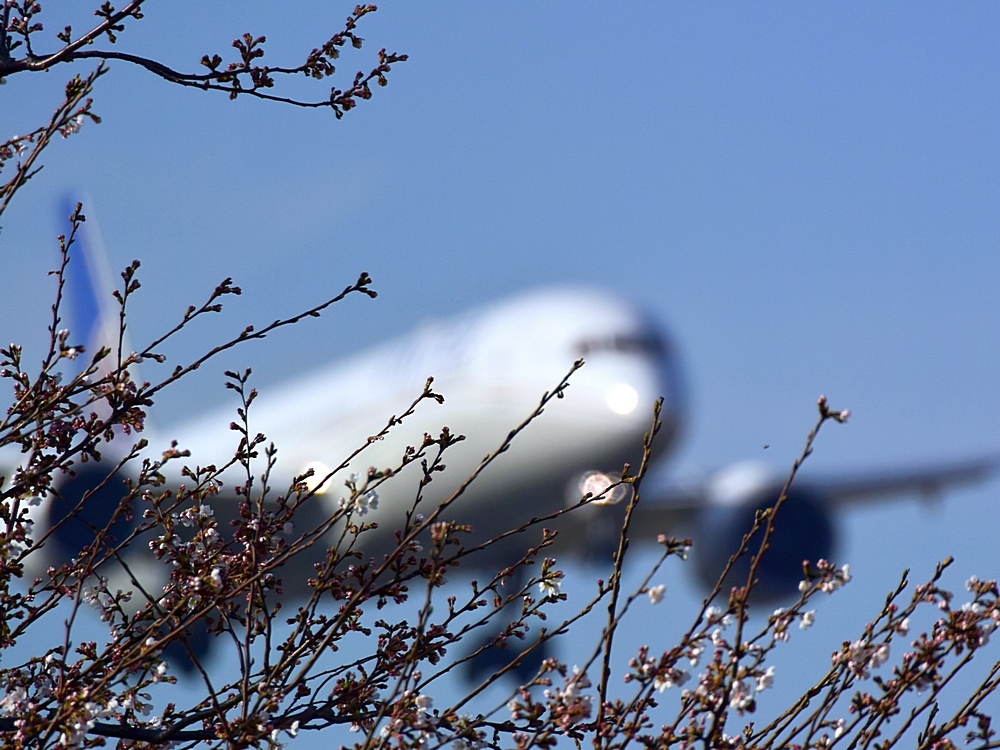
[58,196,152,457]
[59,196,130,375]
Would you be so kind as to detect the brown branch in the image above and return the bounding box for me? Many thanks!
[0,65,105,220]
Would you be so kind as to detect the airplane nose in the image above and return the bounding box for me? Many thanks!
[648,324,686,459]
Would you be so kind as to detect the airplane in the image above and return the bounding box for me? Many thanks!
[12,203,998,646]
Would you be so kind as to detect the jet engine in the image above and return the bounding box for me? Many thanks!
[26,461,216,670]
[691,462,836,604]
[23,460,168,601]
[41,463,133,565]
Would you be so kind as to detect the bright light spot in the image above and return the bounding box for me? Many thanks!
[577,471,631,505]
[606,383,639,415]
[302,461,332,494]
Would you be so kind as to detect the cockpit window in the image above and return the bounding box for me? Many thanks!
[574,331,668,357]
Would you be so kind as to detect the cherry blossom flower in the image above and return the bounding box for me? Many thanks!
[688,643,705,667]
[654,668,691,692]
[648,584,666,605]
[539,577,561,598]
[756,665,775,692]
[729,679,753,711]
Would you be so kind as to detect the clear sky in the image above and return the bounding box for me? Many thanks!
[2,1,999,741]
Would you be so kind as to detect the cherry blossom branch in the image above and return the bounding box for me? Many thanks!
[0,4,406,116]
[0,66,104,219]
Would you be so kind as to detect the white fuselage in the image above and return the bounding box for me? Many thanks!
[155,287,685,558]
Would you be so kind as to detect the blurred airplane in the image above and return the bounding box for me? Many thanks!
[18,203,998,616]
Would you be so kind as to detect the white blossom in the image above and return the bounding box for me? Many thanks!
[729,679,753,711]
[654,669,690,692]
[60,114,85,139]
[800,610,816,630]
[964,598,986,613]
[979,621,993,647]
[0,686,26,714]
[35,675,52,699]
[539,578,561,598]
[508,699,520,720]
[688,643,705,667]
[567,666,591,694]
[339,488,380,516]
[82,586,102,607]
[152,661,169,682]
[648,584,666,605]
[756,665,775,692]
[61,718,94,747]
[871,643,890,668]
[834,718,846,738]
[839,638,890,678]
[820,563,853,594]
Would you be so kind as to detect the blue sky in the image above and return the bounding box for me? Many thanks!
[2,1,999,740]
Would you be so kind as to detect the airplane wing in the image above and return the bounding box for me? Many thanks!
[805,454,1000,507]
[627,453,1000,538]
[619,453,999,602]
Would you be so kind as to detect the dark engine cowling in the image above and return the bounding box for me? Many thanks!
[692,485,836,604]
[35,462,214,671]
[42,462,135,570]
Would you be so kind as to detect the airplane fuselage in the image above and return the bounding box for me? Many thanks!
[153,287,685,561]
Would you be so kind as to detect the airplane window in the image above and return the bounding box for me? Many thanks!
[575,332,667,357]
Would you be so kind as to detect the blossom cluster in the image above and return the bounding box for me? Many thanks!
[338,488,380,516]
[0,195,995,750]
